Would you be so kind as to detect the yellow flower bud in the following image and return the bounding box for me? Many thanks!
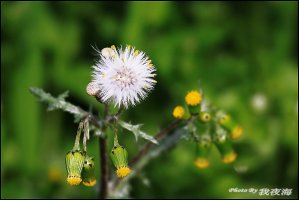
[65,150,85,185]
[110,145,131,178]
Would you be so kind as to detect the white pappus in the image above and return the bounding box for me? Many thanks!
[90,45,157,108]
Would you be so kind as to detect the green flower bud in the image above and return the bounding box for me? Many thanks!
[185,90,202,115]
[194,136,212,169]
[218,114,243,140]
[199,111,212,123]
[214,134,237,164]
[65,150,85,185]
[82,156,96,187]
[110,145,131,178]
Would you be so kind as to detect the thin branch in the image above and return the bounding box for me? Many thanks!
[99,136,109,199]
[99,104,109,199]
[129,119,181,166]
[109,123,188,196]
[29,87,103,128]
[29,87,109,198]
[110,120,182,193]
[29,87,189,198]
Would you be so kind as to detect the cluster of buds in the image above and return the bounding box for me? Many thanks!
[65,121,96,186]
[65,150,86,185]
[65,150,97,186]
[172,89,243,169]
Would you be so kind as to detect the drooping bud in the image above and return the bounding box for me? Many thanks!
[214,134,237,164]
[110,145,131,178]
[194,135,212,169]
[218,113,243,140]
[65,150,86,185]
[82,156,96,187]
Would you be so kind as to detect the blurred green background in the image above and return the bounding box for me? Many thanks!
[1,1,298,199]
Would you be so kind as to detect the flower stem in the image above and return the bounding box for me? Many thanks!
[73,121,84,151]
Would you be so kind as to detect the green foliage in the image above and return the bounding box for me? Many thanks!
[118,120,158,144]
[1,1,298,199]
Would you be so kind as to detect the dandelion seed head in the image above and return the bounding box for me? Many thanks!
[91,45,156,108]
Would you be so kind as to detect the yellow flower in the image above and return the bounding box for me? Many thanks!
[116,166,131,178]
[223,151,237,164]
[185,90,202,106]
[194,158,209,169]
[172,106,185,119]
[67,176,82,186]
[83,179,97,187]
[231,126,243,140]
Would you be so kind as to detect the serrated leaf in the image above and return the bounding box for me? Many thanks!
[29,87,87,119]
[118,120,158,144]
[57,91,69,100]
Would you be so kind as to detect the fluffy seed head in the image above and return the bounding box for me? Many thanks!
[91,45,156,108]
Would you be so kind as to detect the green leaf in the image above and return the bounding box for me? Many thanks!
[57,91,69,100]
[29,87,86,119]
[118,120,158,144]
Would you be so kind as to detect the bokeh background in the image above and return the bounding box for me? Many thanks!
[1,1,298,199]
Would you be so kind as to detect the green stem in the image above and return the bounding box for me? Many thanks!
[82,118,90,152]
[113,126,119,146]
[99,103,109,199]
[73,121,84,150]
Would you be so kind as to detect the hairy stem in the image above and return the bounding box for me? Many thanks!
[110,120,183,194]
[29,88,188,198]
[73,121,84,150]
[130,119,180,166]
[99,104,109,199]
